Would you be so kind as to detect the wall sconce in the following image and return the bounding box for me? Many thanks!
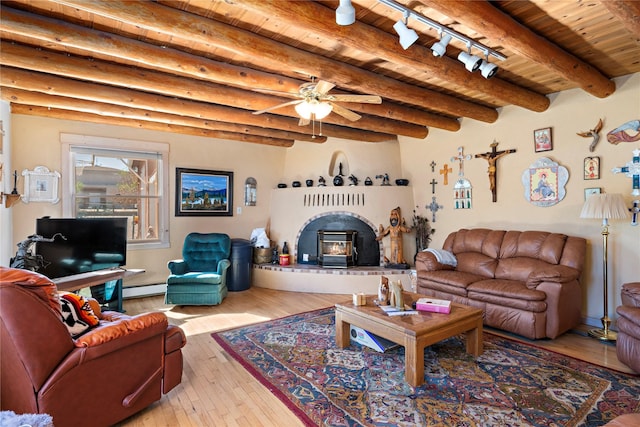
[336,0,356,26]
[244,177,257,206]
[393,11,419,50]
[431,33,451,57]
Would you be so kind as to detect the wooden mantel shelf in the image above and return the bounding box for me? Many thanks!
[2,192,21,207]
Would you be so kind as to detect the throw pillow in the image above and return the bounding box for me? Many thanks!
[59,292,100,338]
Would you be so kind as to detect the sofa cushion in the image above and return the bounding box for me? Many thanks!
[621,282,640,308]
[167,272,223,285]
[451,228,505,259]
[456,252,498,277]
[500,231,567,265]
[0,267,61,317]
[467,279,547,312]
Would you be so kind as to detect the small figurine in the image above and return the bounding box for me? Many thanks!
[389,281,404,310]
[577,118,603,152]
[364,177,373,186]
[318,176,326,186]
[348,174,358,186]
[375,174,391,186]
[377,276,389,305]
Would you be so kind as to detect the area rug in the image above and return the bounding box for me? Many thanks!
[212,307,640,427]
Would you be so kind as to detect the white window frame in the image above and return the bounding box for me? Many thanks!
[61,133,170,250]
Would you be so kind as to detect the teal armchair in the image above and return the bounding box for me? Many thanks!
[165,233,231,305]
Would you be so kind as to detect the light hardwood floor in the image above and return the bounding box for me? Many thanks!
[117,288,634,426]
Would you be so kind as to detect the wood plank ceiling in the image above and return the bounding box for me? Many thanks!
[1,0,639,147]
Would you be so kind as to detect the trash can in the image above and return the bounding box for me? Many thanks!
[228,238,253,291]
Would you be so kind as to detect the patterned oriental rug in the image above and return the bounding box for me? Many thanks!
[212,308,640,427]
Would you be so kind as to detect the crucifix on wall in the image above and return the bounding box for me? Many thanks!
[451,146,472,176]
[439,163,452,185]
[427,196,443,222]
[475,140,516,202]
[430,161,436,173]
[429,178,437,194]
[612,148,640,196]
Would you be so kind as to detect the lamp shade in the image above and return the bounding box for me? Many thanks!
[312,102,333,120]
[393,20,419,50]
[580,193,629,220]
[336,0,355,26]
[294,102,313,120]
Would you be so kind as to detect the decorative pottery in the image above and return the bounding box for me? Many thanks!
[292,181,301,187]
[396,179,409,186]
[305,179,314,187]
[277,183,287,188]
[364,177,373,186]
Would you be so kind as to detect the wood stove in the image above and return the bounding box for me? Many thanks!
[317,230,357,268]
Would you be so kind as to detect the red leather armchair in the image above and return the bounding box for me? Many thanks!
[0,267,186,427]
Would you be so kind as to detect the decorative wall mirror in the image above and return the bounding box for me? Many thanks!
[21,166,60,204]
[244,177,257,206]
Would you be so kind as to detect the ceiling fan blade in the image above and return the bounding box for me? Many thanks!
[252,99,302,115]
[252,88,302,99]
[328,94,382,104]
[330,103,362,121]
[314,80,335,95]
[298,117,310,126]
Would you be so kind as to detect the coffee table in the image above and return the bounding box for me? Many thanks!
[335,293,483,387]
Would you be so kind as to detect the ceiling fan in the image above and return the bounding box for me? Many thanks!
[252,79,382,125]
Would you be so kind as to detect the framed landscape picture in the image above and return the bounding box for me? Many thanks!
[175,168,233,216]
[534,127,552,152]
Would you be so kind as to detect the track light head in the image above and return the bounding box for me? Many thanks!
[336,0,356,26]
[480,60,498,79]
[431,33,452,57]
[393,20,419,50]
[458,51,482,72]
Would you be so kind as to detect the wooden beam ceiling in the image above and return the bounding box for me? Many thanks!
[1,0,637,147]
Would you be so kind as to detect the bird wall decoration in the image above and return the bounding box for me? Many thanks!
[577,118,603,152]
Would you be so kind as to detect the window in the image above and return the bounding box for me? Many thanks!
[61,134,169,249]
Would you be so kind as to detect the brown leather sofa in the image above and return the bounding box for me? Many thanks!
[415,228,586,339]
[616,282,640,373]
[0,267,187,427]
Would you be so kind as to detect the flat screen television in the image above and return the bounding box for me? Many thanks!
[36,217,128,279]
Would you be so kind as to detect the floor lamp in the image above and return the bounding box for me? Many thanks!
[580,193,629,341]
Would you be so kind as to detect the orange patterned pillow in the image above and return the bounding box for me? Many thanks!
[59,291,100,338]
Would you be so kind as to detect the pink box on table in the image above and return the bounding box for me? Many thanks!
[416,298,451,314]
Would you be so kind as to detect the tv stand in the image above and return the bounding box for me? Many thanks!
[52,268,144,313]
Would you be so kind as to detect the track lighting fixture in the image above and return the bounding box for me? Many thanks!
[457,47,482,72]
[377,0,506,73]
[480,58,499,79]
[336,0,356,26]
[431,33,451,57]
[393,11,419,50]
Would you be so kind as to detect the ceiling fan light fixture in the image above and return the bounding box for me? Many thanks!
[431,33,451,57]
[480,59,499,79]
[458,51,482,72]
[313,102,333,120]
[295,102,313,120]
[336,0,356,26]
[393,19,419,50]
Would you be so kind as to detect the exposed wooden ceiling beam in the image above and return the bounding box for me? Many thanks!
[43,0,496,123]
[10,104,296,147]
[0,42,447,132]
[416,0,615,98]
[600,0,640,39]
[0,66,401,142]
[234,0,549,113]
[2,86,324,143]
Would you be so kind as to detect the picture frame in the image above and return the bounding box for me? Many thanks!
[175,168,233,216]
[520,157,569,207]
[584,187,601,200]
[584,156,600,180]
[21,166,61,204]
[534,127,552,152]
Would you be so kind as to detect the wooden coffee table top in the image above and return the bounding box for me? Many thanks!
[335,292,483,337]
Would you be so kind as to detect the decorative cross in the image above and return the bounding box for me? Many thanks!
[429,178,438,194]
[629,200,640,226]
[427,196,443,222]
[450,146,472,176]
[474,140,516,202]
[612,148,640,196]
[430,160,436,173]
[439,163,452,185]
